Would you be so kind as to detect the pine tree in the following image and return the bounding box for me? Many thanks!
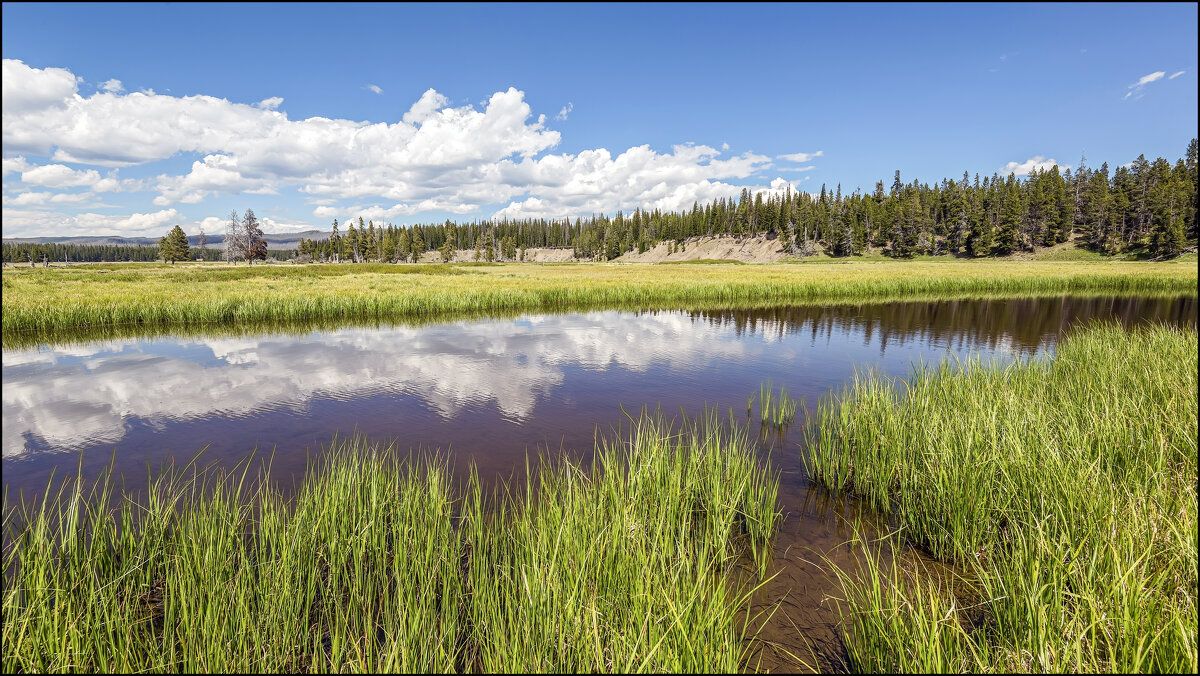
[886,189,918,258]
[1085,164,1114,252]
[1072,152,1088,238]
[904,189,922,256]
[1150,168,1186,257]
[1130,154,1152,245]
[995,176,1023,254]
[1185,138,1199,240]
[1046,166,1069,245]
[968,186,993,257]
[397,230,411,262]
[1150,190,1186,258]
[382,229,397,262]
[346,219,360,263]
[159,225,190,264]
[243,209,266,264]
[224,210,244,263]
[329,219,341,263]
[951,174,971,254]
[411,227,425,262]
[1109,167,1134,248]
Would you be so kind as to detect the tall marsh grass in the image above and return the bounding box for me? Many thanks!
[754,381,799,428]
[3,260,1194,339]
[2,412,779,673]
[806,323,1199,673]
[2,444,462,673]
[464,412,780,672]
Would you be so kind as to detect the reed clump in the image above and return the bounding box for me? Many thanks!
[754,381,799,429]
[806,322,1199,673]
[2,443,463,673]
[2,412,779,673]
[464,412,780,672]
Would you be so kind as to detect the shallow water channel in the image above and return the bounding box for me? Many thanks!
[3,294,1195,671]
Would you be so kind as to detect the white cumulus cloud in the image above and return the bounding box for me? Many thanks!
[1,59,78,114]
[20,163,102,188]
[2,156,31,178]
[14,162,143,192]
[2,58,825,234]
[1,207,181,237]
[401,88,449,125]
[1000,156,1066,176]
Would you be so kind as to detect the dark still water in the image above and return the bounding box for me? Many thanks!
[3,295,1195,671]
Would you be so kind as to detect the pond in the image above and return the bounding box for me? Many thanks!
[2,294,1195,671]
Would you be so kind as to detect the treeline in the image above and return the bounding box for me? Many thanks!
[296,140,1197,262]
[1,242,295,265]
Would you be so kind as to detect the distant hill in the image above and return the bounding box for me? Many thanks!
[2,230,329,251]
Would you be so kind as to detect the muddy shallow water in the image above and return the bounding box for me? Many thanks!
[3,294,1195,671]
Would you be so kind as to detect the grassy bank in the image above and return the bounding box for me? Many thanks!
[2,259,1195,339]
[807,323,1198,673]
[2,413,779,673]
[2,291,1192,353]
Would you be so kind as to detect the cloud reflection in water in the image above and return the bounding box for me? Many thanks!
[2,311,757,458]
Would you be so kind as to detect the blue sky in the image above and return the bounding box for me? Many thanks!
[2,2,1196,237]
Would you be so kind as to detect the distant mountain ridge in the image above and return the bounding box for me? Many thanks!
[2,230,329,250]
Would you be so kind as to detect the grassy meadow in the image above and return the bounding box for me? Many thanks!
[2,413,779,673]
[807,322,1198,673]
[2,258,1196,340]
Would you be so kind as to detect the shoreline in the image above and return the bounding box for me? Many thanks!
[4,259,1196,339]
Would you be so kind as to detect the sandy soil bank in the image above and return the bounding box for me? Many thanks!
[616,234,791,263]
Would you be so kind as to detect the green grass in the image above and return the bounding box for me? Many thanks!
[2,412,779,673]
[822,528,986,674]
[3,260,1195,341]
[806,322,1198,673]
[0,310,533,351]
[2,443,463,673]
[753,381,799,429]
[463,412,780,672]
